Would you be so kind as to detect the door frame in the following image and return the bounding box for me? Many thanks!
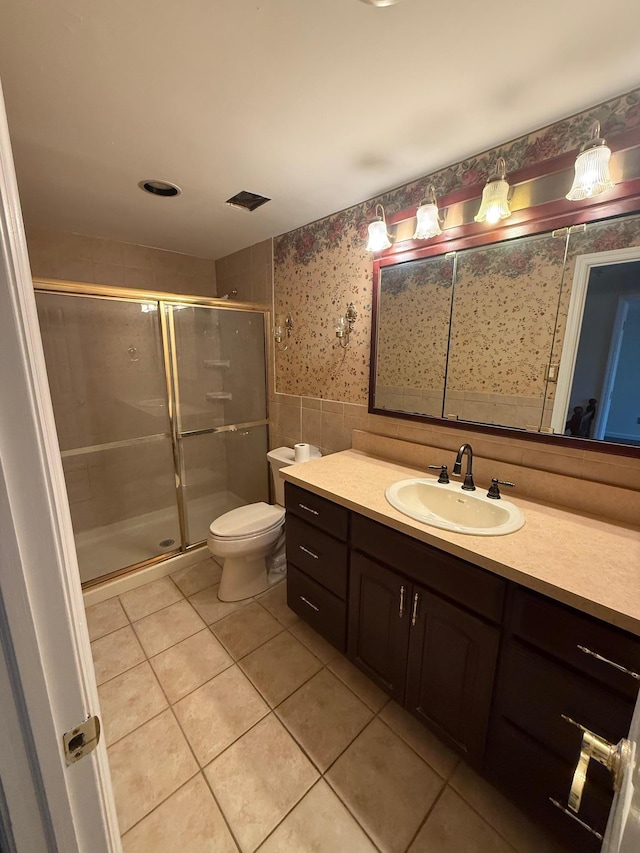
[551,245,640,435]
[593,293,640,440]
[0,79,121,851]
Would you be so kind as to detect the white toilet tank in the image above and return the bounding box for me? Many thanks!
[267,445,320,506]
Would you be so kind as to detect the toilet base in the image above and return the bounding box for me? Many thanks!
[217,554,270,602]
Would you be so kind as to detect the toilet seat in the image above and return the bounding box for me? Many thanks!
[209,502,285,540]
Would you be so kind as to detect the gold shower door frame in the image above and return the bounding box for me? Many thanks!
[33,278,271,588]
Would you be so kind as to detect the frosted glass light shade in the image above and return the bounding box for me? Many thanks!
[413,202,442,240]
[566,144,615,201]
[366,219,392,252]
[474,178,511,225]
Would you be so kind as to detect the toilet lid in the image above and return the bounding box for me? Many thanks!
[209,503,285,539]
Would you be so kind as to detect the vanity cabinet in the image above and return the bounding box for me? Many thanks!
[486,588,640,850]
[285,482,640,850]
[349,515,503,766]
[285,483,349,652]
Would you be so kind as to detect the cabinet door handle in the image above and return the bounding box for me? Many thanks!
[399,585,405,618]
[548,799,603,841]
[577,644,640,680]
[411,593,419,627]
[299,545,319,560]
[298,503,319,516]
[299,595,319,612]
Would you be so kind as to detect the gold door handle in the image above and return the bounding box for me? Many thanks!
[562,715,631,814]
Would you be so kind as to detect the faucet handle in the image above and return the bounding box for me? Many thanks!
[428,464,450,484]
[487,478,515,499]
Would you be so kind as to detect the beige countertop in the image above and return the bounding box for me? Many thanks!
[282,449,640,636]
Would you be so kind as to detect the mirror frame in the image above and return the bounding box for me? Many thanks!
[368,126,640,458]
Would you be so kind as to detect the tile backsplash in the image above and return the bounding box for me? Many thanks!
[270,391,640,501]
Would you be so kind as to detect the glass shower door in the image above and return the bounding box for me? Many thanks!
[168,304,269,546]
[36,292,181,583]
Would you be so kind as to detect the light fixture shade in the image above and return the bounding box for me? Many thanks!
[474,178,511,225]
[366,218,392,252]
[566,144,615,201]
[413,202,442,240]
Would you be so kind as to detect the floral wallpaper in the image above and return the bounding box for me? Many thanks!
[274,236,372,403]
[446,232,567,397]
[376,255,454,394]
[274,86,640,406]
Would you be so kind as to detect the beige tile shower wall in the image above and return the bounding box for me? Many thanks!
[214,239,273,306]
[270,391,640,499]
[26,226,217,297]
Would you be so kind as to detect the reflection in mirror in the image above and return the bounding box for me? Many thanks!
[548,214,640,445]
[370,209,640,453]
[444,232,567,431]
[374,254,454,417]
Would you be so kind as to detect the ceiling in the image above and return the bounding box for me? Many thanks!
[1,0,640,260]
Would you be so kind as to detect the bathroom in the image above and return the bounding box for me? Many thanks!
[1,2,640,852]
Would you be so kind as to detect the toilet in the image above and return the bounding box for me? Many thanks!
[208,445,321,601]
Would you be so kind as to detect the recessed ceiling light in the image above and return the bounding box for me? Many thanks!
[225,190,271,212]
[358,0,402,6]
[138,179,181,197]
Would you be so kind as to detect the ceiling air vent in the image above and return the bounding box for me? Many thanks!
[225,191,271,212]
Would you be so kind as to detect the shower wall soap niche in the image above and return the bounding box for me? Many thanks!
[203,359,230,368]
[206,391,233,401]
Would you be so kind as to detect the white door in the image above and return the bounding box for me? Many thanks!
[0,78,121,851]
[602,689,640,852]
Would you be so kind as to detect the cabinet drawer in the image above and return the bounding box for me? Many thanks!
[486,719,611,852]
[287,564,346,652]
[286,516,348,599]
[285,483,349,540]
[497,641,633,774]
[510,588,640,701]
[352,514,505,622]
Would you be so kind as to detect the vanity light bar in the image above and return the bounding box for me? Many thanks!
[365,125,619,250]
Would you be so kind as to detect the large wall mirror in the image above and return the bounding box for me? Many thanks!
[371,206,640,455]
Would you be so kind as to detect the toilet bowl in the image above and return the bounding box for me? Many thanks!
[207,445,321,601]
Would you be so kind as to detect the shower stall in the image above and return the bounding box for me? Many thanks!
[34,280,270,587]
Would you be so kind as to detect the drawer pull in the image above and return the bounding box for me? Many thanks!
[299,595,320,612]
[411,592,419,627]
[577,644,640,681]
[298,503,319,517]
[399,584,406,618]
[548,799,603,841]
[299,545,319,560]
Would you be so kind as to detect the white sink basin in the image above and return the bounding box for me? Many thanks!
[385,478,525,536]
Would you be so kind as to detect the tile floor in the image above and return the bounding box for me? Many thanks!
[86,558,564,853]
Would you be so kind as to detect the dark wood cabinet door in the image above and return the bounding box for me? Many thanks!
[405,587,500,767]
[348,553,411,702]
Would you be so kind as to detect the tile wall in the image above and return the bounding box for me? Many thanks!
[269,391,640,503]
[214,238,273,306]
[26,226,217,297]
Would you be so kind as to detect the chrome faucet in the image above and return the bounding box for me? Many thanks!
[452,443,475,491]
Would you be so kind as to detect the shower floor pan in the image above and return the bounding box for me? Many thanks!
[75,491,244,584]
